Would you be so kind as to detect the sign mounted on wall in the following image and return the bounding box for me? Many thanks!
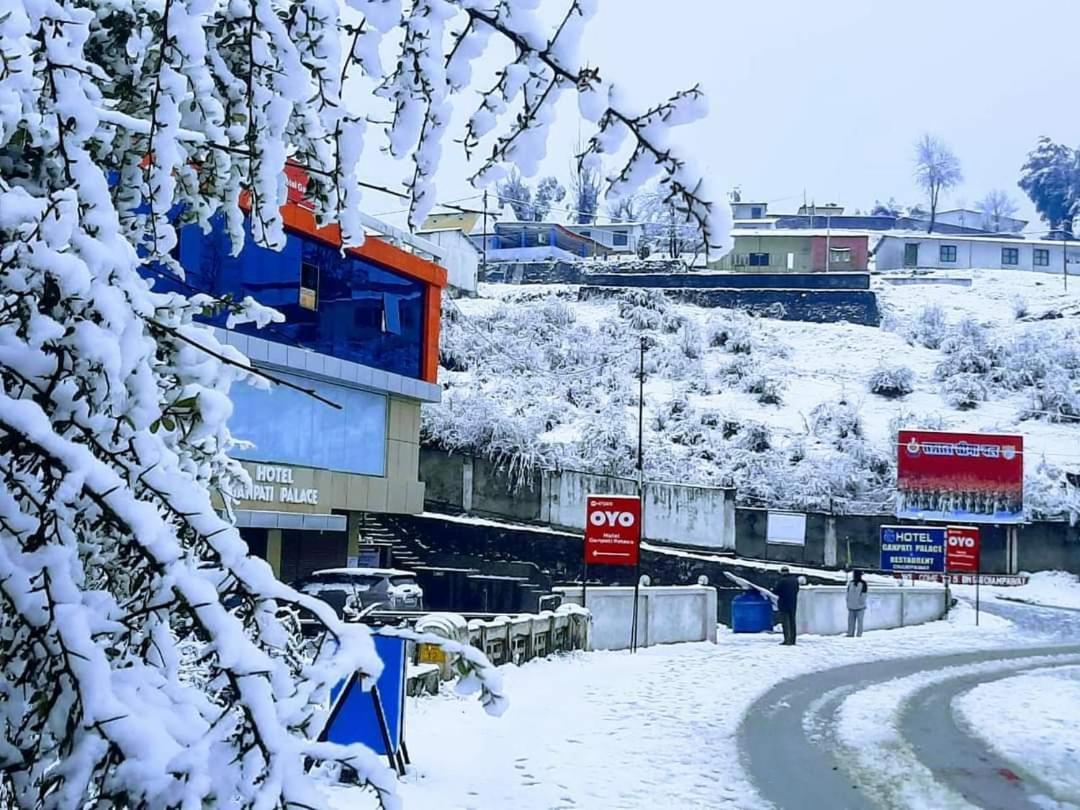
[766,512,807,546]
[945,525,981,573]
[880,525,946,573]
[896,430,1024,524]
[584,494,642,567]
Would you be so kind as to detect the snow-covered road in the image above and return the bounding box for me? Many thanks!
[329,600,1058,809]
[739,601,1080,810]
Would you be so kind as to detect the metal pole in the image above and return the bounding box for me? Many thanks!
[976,570,981,626]
[482,190,488,282]
[582,558,588,609]
[1064,233,1068,291]
[825,211,831,272]
[631,336,646,653]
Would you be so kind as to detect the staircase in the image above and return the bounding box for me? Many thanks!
[360,513,559,614]
[357,512,423,569]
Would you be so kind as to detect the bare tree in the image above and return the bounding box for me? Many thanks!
[914,134,963,232]
[607,193,642,223]
[977,189,1021,232]
[569,157,601,224]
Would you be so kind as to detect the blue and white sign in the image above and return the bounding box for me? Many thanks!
[880,525,946,573]
[325,634,407,755]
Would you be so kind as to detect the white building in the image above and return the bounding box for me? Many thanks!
[730,201,769,220]
[563,222,646,254]
[413,226,480,292]
[935,208,1028,234]
[874,233,1080,273]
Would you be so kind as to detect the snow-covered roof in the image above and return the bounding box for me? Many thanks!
[731,228,872,239]
[876,232,1069,248]
[311,568,416,577]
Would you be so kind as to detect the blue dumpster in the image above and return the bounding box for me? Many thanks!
[731,590,774,633]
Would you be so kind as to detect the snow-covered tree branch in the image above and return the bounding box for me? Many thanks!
[3,0,725,805]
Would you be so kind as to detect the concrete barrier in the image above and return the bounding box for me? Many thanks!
[795,585,947,636]
[556,585,718,651]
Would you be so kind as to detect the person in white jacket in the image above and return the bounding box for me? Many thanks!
[846,570,868,637]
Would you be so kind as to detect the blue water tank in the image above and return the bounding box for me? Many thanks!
[731,590,774,633]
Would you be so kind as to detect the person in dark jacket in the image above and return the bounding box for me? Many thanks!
[774,567,800,646]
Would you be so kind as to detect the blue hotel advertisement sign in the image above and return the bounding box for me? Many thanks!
[880,525,946,573]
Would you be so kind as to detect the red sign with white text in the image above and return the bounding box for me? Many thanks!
[896,430,1024,524]
[946,525,981,573]
[584,495,641,567]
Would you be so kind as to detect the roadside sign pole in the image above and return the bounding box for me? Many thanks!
[631,336,646,654]
[976,569,981,626]
[581,557,588,609]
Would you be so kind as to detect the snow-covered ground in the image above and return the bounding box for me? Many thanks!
[954,569,1080,610]
[328,602,1020,809]
[835,654,1080,810]
[430,269,1080,518]
[955,666,1080,804]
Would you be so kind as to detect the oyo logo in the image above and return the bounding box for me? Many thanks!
[589,509,636,528]
[948,535,976,548]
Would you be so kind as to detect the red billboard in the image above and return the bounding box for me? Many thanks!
[896,430,1023,524]
[946,525,981,573]
[584,495,641,567]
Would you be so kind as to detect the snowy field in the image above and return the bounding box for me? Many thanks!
[429,270,1080,517]
[328,602,1025,809]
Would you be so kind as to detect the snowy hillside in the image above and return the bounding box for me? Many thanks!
[425,270,1080,518]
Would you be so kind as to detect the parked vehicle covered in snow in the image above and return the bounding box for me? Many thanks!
[293,568,425,618]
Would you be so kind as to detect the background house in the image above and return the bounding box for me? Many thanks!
[484,221,613,261]
[709,230,870,272]
[563,221,646,254]
[731,201,769,220]
[936,208,1028,234]
[873,233,1079,273]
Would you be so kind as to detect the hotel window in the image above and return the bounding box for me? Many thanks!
[1001,247,1019,266]
[299,261,319,310]
[748,252,770,267]
[1034,248,1050,267]
[940,245,957,262]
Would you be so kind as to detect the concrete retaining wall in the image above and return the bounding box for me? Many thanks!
[796,585,947,636]
[419,449,736,552]
[585,271,871,290]
[556,585,717,651]
[545,470,735,551]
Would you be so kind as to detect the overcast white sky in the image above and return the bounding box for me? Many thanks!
[363,0,1080,230]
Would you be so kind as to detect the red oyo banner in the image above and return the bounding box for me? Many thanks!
[946,525,981,573]
[584,495,641,567]
[896,430,1023,524]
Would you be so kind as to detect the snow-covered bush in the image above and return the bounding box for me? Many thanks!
[678,322,704,358]
[942,374,988,410]
[934,318,1000,379]
[809,399,863,445]
[1022,372,1080,423]
[907,304,949,349]
[744,373,785,405]
[868,363,915,398]
[706,311,754,353]
[1011,295,1030,319]
[661,309,688,334]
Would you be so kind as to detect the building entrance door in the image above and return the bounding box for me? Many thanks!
[903,243,919,268]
